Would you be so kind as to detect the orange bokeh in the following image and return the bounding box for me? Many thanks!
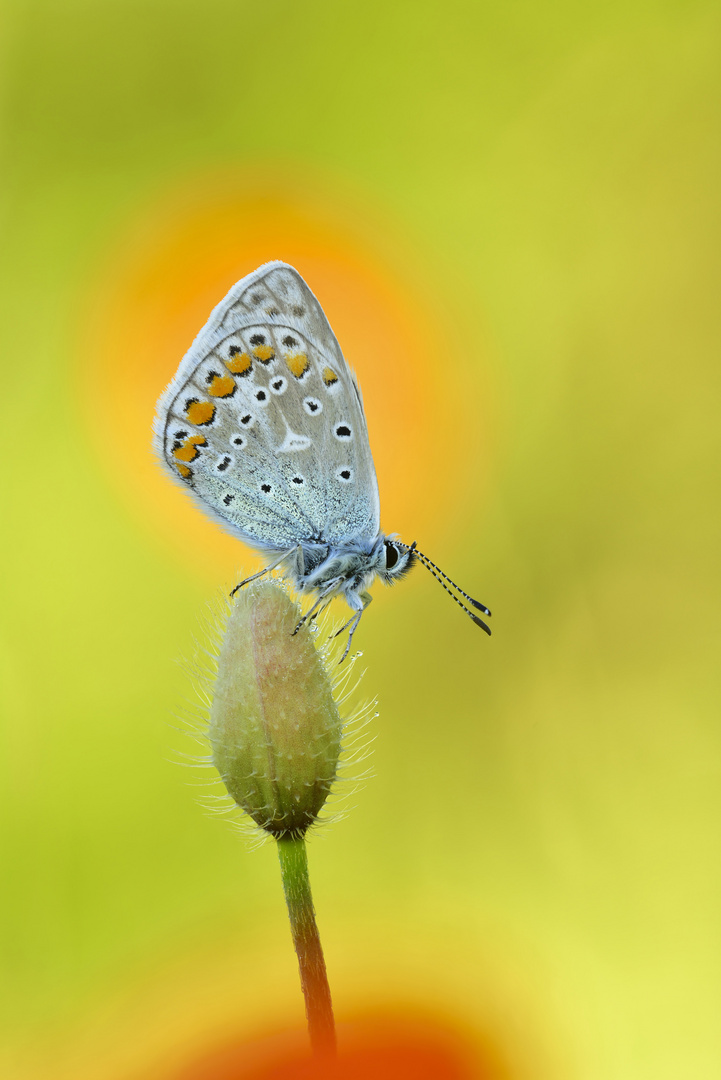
[78,171,491,582]
[166,1011,507,1080]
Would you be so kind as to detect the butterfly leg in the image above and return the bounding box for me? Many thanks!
[335,592,373,663]
[308,599,332,625]
[292,579,343,636]
[230,550,291,597]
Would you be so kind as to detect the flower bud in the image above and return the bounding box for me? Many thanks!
[209,582,342,838]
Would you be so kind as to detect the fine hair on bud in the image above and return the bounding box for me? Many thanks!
[208,581,344,838]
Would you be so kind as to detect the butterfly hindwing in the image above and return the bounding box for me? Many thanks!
[153,262,381,551]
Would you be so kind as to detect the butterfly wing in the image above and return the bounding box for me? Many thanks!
[153,262,381,553]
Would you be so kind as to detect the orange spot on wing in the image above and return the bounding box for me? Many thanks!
[226,351,252,375]
[286,352,310,378]
[322,366,339,385]
[173,443,197,462]
[185,400,215,425]
[176,463,192,479]
[252,344,274,363]
[207,374,235,397]
[172,432,207,462]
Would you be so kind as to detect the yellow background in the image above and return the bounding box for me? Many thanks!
[1,1,720,1077]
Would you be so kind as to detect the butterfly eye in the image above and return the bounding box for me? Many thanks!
[385,542,399,570]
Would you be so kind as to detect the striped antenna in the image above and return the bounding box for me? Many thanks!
[403,542,491,635]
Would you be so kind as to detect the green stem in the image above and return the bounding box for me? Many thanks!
[276,834,336,1057]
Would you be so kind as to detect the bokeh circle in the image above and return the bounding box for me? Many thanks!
[78,170,493,582]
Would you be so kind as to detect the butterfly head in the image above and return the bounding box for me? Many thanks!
[378,537,418,584]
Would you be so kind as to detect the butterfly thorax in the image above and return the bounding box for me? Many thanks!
[289,534,416,608]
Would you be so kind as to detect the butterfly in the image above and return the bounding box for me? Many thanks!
[153,261,491,659]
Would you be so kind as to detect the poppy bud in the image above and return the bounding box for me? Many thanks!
[209,581,342,837]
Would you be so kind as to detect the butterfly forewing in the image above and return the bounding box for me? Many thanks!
[154,262,381,552]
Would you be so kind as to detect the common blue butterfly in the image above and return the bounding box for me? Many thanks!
[153,261,490,658]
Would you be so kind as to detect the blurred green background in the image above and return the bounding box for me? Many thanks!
[2,1,720,1077]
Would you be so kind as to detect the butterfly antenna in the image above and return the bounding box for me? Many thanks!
[414,547,490,614]
[403,543,492,635]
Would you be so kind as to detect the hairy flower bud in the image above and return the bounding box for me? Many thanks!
[209,581,342,837]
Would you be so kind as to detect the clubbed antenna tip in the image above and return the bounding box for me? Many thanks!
[403,541,492,635]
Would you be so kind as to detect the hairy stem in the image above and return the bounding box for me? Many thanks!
[276,835,336,1057]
